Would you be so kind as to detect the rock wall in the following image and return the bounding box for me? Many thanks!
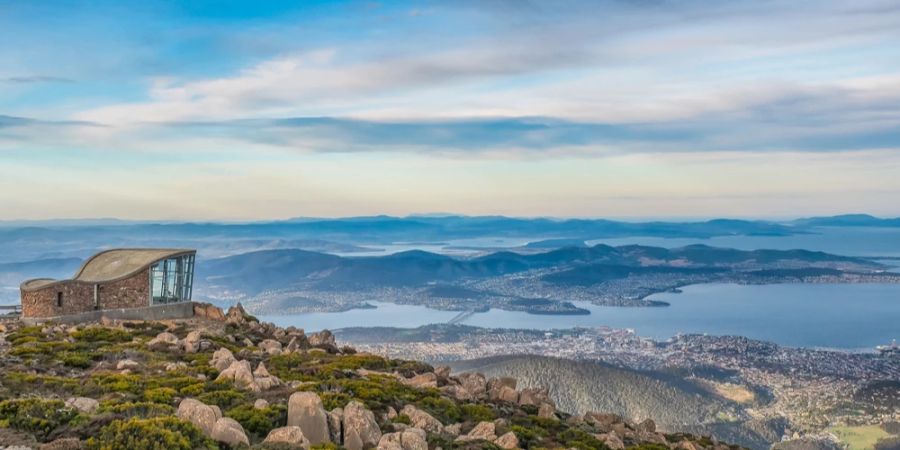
[21,270,151,318]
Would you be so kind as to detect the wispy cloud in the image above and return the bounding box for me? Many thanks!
[2,76,73,84]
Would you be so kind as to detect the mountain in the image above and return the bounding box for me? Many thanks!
[793,214,900,227]
[449,355,784,450]
[194,243,881,296]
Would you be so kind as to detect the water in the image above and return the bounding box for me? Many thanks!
[259,283,900,350]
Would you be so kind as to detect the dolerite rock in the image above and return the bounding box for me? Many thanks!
[328,408,344,443]
[378,428,428,450]
[434,366,451,379]
[211,417,250,447]
[286,334,309,352]
[517,387,552,406]
[65,397,99,414]
[264,426,310,449]
[636,418,656,433]
[193,302,226,321]
[288,392,331,444]
[254,399,270,409]
[441,384,473,401]
[147,331,179,350]
[210,347,237,372]
[342,401,382,450]
[538,402,556,419]
[598,431,625,450]
[404,372,438,388]
[253,362,282,390]
[217,360,258,391]
[226,303,249,324]
[182,331,202,353]
[456,421,497,442]
[259,339,283,355]
[400,405,444,433]
[584,412,622,433]
[456,372,488,399]
[444,423,462,437]
[116,359,140,371]
[177,398,220,436]
[495,431,520,449]
[309,329,336,347]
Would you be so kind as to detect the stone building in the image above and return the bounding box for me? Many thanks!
[20,248,197,323]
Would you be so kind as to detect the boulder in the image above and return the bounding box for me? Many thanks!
[254,399,270,409]
[328,408,343,443]
[259,339,283,355]
[193,302,226,321]
[456,373,487,399]
[210,347,237,372]
[147,332,179,350]
[254,362,282,390]
[116,359,140,371]
[226,303,250,324]
[165,362,187,372]
[495,431,520,449]
[517,387,552,407]
[443,423,462,437]
[343,401,382,450]
[636,418,656,433]
[441,384,473,401]
[400,405,443,434]
[288,392,331,444]
[177,398,219,436]
[495,386,519,403]
[211,417,250,447]
[378,428,427,450]
[65,397,99,414]
[182,331,202,353]
[537,403,556,419]
[264,426,310,449]
[217,360,257,391]
[598,432,625,450]
[309,329,336,347]
[456,421,496,442]
[434,366,451,379]
[404,372,438,389]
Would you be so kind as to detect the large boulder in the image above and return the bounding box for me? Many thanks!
[217,360,258,391]
[404,372,438,389]
[177,398,219,436]
[259,339,283,355]
[147,332,179,350]
[182,331,202,353]
[210,347,237,372]
[309,330,336,348]
[378,428,428,450]
[288,392,331,445]
[343,401,382,450]
[211,417,250,447]
[456,373,487,399]
[193,302,226,321]
[517,387,552,407]
[226,303,250,324]
[264,426,311,449]
[400,405,443,434]
[495,431,520,449]
[456,421,497,442]
[65,397,99,414]
[328,408,343,444]
[253,362,282,390]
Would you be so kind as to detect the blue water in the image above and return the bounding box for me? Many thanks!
[259,283,900,350]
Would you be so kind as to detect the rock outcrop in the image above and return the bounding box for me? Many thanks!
[264,426,311,448]
[288,392,331,445]
[342,401,382,450]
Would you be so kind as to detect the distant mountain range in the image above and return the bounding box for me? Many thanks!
[196,243,881,296]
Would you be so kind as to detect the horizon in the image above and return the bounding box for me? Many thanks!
[3,1,900,219]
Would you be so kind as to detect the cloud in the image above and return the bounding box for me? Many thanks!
[2,76,73,84]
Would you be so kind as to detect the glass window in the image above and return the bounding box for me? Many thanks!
[150,253,195,305]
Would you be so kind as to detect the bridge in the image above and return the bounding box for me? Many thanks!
[0,304,22,315]
[447,309,476,324]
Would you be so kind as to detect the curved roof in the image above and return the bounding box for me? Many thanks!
[21,248,195,291]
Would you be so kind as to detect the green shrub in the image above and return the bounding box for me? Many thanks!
[72,327,133,343]
[86,416,218,450]
[0,398,78,440]
[60,352,94,369]
[226,403,287,437]
[144,387,177,404]
[197,388,246,409]
[392,414,412,425]
[461,403,496,422]
[98,401,175,418]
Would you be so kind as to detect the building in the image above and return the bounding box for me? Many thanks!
[20,248,197,323]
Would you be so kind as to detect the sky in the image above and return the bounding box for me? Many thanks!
[1,0,900,220]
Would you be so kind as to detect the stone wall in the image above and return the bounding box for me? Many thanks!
[21,301,195,325]
[21,269,151,318]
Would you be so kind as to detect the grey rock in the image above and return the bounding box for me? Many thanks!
[211,417,249,447]
[264,426,311,449]
[288,392,331,444]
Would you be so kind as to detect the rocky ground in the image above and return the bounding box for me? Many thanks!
[0,303,748,450]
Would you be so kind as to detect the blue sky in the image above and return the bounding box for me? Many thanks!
[2,0,900,220]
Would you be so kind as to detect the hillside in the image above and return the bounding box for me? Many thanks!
[0,306,746,450]
[448,355,784,450]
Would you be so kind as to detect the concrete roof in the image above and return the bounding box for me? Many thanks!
[21,248,195,291]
